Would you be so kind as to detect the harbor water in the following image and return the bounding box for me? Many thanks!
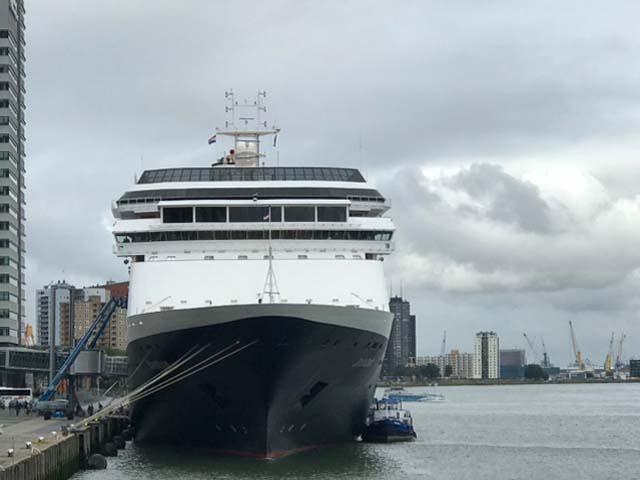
[71,383,640,480]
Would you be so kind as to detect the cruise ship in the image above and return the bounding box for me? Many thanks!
[112,91,395,458]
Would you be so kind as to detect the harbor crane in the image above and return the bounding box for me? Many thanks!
[604,332,615,373]
[568,321,584,369]
[440,330,447,357]
[540,336,550,368]
[523,333,541,365]
[615,333,627,370]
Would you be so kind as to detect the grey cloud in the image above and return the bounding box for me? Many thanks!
[447,164,553,234]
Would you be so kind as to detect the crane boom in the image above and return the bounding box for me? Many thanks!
[523,333,540,364]
[615,333,626,370]
[569,321,583,369]
[540,336,550,368]
[604,332,615,372]
[39,296,127,402]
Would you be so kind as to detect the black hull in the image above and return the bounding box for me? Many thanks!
[127,315,387,458]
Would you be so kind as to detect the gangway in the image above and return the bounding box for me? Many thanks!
[38,296,127,402]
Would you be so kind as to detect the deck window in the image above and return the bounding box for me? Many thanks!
[163,207,193,223]
[116,230,393,243]
[196,207,226,223]
[284,206,315,222]
[317,206,347,222]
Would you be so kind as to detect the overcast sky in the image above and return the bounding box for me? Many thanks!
[24,1,640,366]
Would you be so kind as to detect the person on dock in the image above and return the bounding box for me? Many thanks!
[14,402,20,416]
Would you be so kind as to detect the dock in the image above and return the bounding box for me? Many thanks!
[0,408,130,480]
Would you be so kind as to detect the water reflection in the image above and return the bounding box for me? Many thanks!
[74,441,398,480]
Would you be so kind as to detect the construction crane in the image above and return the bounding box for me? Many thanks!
[569,321,583,369]
[23,323,35,346]
[440,330,447,356]
[540,336,550,368]
[615,333,627,370]
[604,332,615,373]
[523,333,541,365]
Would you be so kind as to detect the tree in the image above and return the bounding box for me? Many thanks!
[524,364,548,380]
[418,363,440,380]
[444,365,453,377]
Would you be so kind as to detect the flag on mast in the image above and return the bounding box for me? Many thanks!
[208,134,217,145]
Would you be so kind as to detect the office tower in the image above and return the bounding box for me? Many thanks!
[383,296,416,373]
[499,348,526,379]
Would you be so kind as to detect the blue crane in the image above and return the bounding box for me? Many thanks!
[38,296,127,402]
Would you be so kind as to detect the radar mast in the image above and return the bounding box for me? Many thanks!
[215,90,280,167]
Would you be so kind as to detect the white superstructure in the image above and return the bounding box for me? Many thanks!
[112,91,395,342]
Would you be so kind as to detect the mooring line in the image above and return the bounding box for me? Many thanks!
[124,340,257,406]
[79,339,257,425]
[123,341,241,404]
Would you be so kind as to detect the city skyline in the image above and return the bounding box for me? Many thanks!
[20,1,640,366]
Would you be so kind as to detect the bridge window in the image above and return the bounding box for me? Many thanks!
[284,206,315,222]
[317,206,347,222]
[163,207,193,223]
[196,207,227,223]
[229,206,282,223]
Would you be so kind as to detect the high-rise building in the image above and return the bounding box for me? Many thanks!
[499,349,526,379]
[0,0,25,345]
[383,296,416,373]
[473,331,500,379]
[416,350,474,379]
[58,282,128,351]
[36,281,79,347]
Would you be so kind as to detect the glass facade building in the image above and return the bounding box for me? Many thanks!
[383,296,416,374]
[0,0,24,346]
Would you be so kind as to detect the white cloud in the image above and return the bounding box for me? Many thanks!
[384,165,640,296]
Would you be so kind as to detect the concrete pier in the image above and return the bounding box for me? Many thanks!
[0,409,130,480]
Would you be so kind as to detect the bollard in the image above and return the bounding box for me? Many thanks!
[113,435,126,450]
[87,453,108,469]
[102,442,117,457]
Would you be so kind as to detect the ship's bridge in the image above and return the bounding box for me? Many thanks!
[114,167,390,221]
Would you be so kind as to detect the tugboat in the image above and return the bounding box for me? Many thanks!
[362,399,417,443]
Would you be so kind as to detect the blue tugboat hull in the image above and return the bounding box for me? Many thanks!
[362,418,417,443]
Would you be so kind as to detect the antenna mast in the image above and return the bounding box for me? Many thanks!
[261,206,280,303]
[216,90,280,167]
